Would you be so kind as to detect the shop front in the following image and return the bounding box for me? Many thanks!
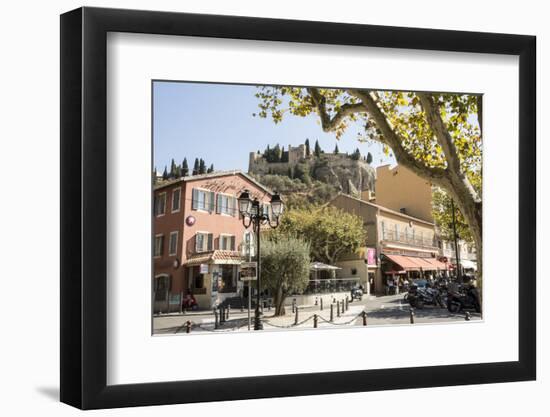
[184,250,243,309]
[381,252,448,294]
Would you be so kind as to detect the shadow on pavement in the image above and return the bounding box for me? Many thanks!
[366,306,480,321]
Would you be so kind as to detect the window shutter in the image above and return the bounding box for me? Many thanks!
[209,192,215,213]
[216,194,222,214]
[231,197,237,216]
[207,233,213,251]
[195,234,201,252]
[192,188,198,210]
[230,236,236,251]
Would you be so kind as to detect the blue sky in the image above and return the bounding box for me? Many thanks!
[153,81,395,173]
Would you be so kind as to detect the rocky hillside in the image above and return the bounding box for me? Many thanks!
[250,153,376,207]
[310,154,375,196]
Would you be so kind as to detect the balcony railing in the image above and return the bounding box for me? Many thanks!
[381,230,437,248]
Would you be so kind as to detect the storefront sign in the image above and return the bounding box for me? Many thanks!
[200,263,209,274]
[366,248,377,266]
[239,262,257,281]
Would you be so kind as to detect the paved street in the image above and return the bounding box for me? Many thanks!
[153,293,481,335]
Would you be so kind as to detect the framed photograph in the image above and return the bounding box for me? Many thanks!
[60,6,536,410]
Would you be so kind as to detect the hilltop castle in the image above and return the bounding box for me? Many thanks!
[248,142,377,198]
[249,144,308,175]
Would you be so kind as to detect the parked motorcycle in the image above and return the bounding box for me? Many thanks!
[350,286,363,301]
[407,282,445,309]
[447,281,481,313]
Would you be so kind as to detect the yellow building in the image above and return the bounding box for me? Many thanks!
[331,194,446,295]
[373,164,434,223]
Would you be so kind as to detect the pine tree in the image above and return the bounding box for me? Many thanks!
[199,158,206,174]
[162,166,168,180]
[305,139,311,156]
[192,158,199,175]
[314,140,322,157]
[207,163,214,173]
[334,144,339,154]
[366,152,373,164]
[351,148,361,160]
[181,158,189,176]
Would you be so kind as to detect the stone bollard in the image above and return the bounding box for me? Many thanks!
[313,314,318,328]
[330,304,334,322]
[214,308,219,329]
[292,299,296,313]
[410,308,415,324]
[226,305,230,320]
[465,311,471,321]
[315,297,318,306]
[345,297,349,311]
[337,301,341,317]
[362,311,367,326]
[294,307,299,325]
[185,321,191,334]
[320,298,323,311]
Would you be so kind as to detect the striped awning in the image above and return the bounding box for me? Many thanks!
[184,250,244,266]
[384,254,447,271]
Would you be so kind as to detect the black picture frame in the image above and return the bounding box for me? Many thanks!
[60,6,536,410]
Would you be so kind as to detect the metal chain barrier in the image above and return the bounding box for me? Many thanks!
[176,310,367,333]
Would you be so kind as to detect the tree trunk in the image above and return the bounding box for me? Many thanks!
[273,285,286,316]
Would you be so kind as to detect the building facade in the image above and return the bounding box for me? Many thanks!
[331,194,446,295]
[375,164,477,275]
[153,171,272,312]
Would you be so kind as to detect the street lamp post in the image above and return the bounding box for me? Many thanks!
[238,189,283,330]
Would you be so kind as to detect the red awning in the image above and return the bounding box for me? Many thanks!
[384,254,448,271]
[384,254,423,271]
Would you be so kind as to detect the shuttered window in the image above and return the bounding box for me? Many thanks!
[220,234,236,251]
[154,235,164,257]
[169,231,178,256]
[171,188,181,212]
[192,188,215,212]
[155,193,166,216]
[216,194,236,216]
[195,232,213,252]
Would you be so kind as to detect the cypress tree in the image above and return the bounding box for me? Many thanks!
[305,138,311,156]
[170,158,177,178]
[334,144,339,154]
[207,163,214,173]
[199,158,206,174]
[192,158,199,175]
[162,165,168,180]
[181,158,189,176]
[314,140,321,157]
[366,152,373,164]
